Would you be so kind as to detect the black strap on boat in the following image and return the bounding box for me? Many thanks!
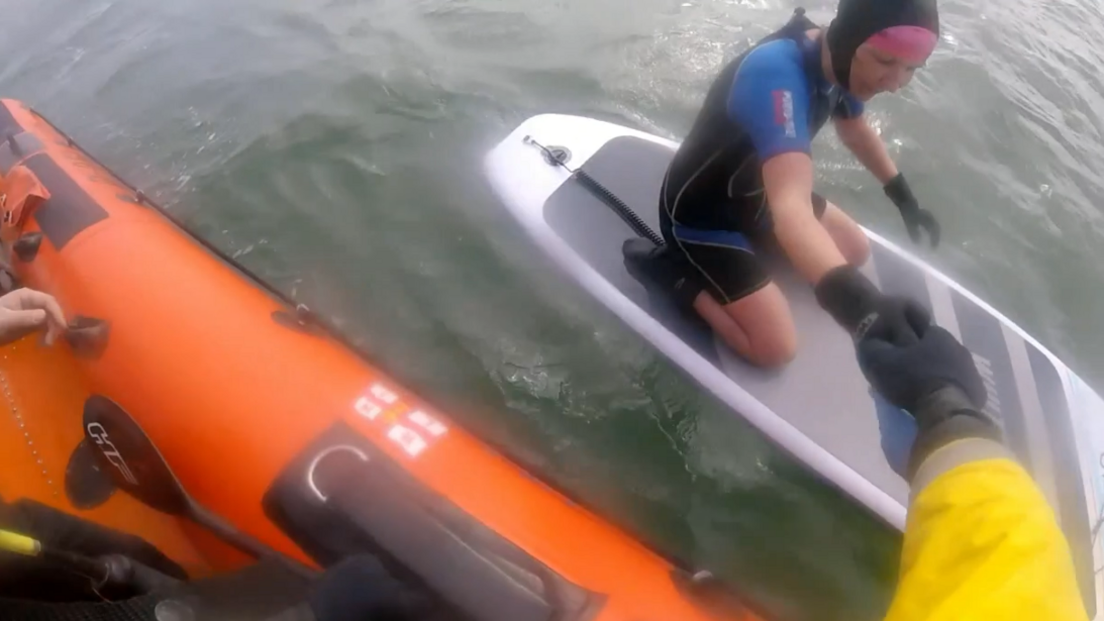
[523,136,666,248]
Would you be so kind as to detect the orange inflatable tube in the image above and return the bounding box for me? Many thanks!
[0,99,756,621]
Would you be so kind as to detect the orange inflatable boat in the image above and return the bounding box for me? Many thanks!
[0,99,757,620]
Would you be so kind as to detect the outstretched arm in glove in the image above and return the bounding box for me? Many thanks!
[834,116,940,247]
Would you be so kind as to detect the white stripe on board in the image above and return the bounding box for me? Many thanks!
[924,271,962,340]
[859,254,880,290]
[923,270,1011,424]
[1002,323,1061,511]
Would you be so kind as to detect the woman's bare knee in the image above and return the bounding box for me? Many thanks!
[708,319,795,368]
[711,323,795,368]
[694,285,797,369]
[746,329,797,368]
[841,230,871,266]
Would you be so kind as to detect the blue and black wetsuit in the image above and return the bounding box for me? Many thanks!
[659,10,865,304]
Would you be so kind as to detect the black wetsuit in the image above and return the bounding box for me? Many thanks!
[658,10,865,304]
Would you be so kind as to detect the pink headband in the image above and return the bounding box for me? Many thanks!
[865,26,939,65]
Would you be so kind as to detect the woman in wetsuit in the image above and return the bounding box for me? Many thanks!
[655,0,942,368]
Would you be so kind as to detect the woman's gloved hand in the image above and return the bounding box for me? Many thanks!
[884,173,940,248]
[815,264,931,346]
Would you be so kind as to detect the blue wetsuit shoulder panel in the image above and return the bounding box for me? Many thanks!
[726,39,812,161]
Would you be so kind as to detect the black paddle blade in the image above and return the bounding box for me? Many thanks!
[81,396,318,577]
[82,395,191,517]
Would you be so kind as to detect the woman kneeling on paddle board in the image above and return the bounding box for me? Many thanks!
[654,0,941,367]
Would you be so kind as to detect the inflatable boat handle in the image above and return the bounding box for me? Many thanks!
[65,316,110,359]
[12,232,43,263]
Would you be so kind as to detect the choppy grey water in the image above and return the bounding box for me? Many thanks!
[3,0,1103,619]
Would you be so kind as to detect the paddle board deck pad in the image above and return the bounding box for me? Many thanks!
[485,114,1104,617]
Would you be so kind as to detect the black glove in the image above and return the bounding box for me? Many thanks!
[814,265,931,346]
[857,326,986,414]
[884,173,940,248]
[858,325,1003,479]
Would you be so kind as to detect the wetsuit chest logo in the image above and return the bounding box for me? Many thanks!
[772,90,797,138]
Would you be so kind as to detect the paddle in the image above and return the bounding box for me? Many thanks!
[82,395,316,578]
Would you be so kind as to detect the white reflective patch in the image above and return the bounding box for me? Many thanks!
[408,410,448,437]
[354,396,383,421]
[387,425,428,457]
[369,383,399,405]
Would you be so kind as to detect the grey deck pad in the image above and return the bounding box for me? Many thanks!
[543,136,1094,605]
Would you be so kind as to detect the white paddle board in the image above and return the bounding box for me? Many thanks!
[484,113,1104,617]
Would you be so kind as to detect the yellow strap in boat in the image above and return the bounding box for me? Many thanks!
[0,529,41,556]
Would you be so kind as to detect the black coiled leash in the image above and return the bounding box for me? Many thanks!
[523,136,666,248]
